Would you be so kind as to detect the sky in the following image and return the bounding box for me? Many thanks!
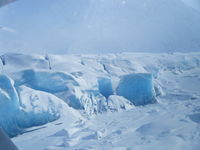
[0,0,200,54]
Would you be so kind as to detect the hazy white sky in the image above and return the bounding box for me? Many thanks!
[0,0,200,54]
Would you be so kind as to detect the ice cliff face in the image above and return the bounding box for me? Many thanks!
[116,73,156,106]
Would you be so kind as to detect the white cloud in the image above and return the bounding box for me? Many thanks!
[0,26,16,33]
[0,0,17,8]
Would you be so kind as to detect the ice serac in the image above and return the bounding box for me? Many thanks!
[79,90,107,115]
[98,77,113,98]
[116,73,157,106]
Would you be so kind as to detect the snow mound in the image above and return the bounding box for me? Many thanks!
[0,74,80,137]
[116,73,157,106]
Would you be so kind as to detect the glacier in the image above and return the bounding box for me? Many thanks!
[1,52,200,147]
[0,52,160,136]
[0,52,199,150]
[1,0,200,149]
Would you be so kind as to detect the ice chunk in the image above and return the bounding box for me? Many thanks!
[116,73,157,106]
[16,86,65,128]
[14,70,113,114]
[80,90,107,114]
[0,75,21,137]
[15,69,79,93]
[107,95,134,112]
[17,86,80,135]
[78,92,134,114]
[98,77,113,98]
[0,75,80,137]
[14,69,82,109]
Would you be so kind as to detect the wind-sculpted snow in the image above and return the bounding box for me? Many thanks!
[116,73,157,106]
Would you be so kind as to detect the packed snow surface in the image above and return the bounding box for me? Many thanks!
[0,52,200,150]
